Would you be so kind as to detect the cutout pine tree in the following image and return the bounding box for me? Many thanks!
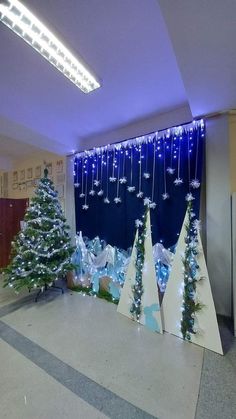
[117,208,163,333]
[4,169,74,293]
[162,201,223,354]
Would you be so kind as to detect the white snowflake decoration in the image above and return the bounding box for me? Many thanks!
[114,197,121,204]
[94,180,100,187]
[143,172,150,179]
[174,178,183,186]
[135,219,143,228]
[109,177,117,182]
[190,179,201,189]
[193,219,201,231]
[127,186,135,192]
[162,192,170,200]
[79,193,85,198]
[82,204,89,210]
[149,202,157,209]
[119,177,127,184]
[143,197,151,206]
[97,189,104,196]
[136,191,143,198]
[185,192,195,201]
[104,197,110,204]
[167,167,175,175]
[74,183,80,188]
[89,189,95,196]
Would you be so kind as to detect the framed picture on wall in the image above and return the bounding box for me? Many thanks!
[13,171,18,182]
[26,180,33,189]
[56,159,63,173]
[35,166,41,178]
[27,168,33,179]
[19,183,26,191]
[12,183,18,190]
[20,169,25,181]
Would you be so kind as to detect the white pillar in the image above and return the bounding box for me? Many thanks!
[65,155,76,245]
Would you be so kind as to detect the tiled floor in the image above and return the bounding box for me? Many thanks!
[0,279,235,419]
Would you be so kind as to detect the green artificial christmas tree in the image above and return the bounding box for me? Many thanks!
[4,169,74,293]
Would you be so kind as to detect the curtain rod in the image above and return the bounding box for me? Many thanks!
[67,118,204,158]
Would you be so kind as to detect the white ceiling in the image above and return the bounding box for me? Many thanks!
[0,0,236,165]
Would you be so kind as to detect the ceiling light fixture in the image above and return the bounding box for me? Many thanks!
[0,0,101,93]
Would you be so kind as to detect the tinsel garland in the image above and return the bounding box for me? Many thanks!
[181,202,203,341]
[130,209,148,321]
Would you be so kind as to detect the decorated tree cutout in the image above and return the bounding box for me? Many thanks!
[4,169,74,293]
[162,202,223,354]
[117,208,163,334]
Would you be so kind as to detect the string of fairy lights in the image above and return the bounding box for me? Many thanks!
[73,120,205,210]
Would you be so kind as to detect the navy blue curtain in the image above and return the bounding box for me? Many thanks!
[74,121,205,250]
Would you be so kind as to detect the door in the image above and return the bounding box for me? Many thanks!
[0,198,28,268]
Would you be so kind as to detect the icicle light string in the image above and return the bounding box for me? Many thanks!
[136,146,143,198]
[89,168,95,196]
[82,168,89,210]
[97,154,104,196]
[143,142,150,179]
[187,131,191,192]
[109,149,116,182]
[74,120,204,159]
[149,137,156,209]
[162,139,169,200]
[173,135,183,186]
[94,156,100,187]
[114,151,121,203]
[104,150,110,203]
[79,158,85,198]
[74,160,80,187]
[190,129,201,189]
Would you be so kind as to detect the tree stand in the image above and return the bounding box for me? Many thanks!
[35,282,64,302]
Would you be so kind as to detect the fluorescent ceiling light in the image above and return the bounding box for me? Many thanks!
[0,0,101,93]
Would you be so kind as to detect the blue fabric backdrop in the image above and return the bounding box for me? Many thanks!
[74,121,205,250]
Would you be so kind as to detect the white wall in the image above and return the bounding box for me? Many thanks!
[79,105,192,150]
[205,114,232,317]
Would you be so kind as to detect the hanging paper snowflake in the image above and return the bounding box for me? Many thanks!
[104,197,110,204]
[190,179,201,189]
[167,167,175,175]
[82,204,89,210]
[149,202,157,209]
[135,219,143,228]
[143,197,151,206]
[136,191,143,198]
[119,177,127,184]
[94,180,100,187]
[162,192,170,200]
[97,189,104,196]
[114,197,121,204]
[174,178,183,186]
[79,193,85,198]
[185,192,195,201]
[127,186,135,192]
[74,183,80,188]
[89,189,95,196]
[109,176,117,182]
[143,172,150,179]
